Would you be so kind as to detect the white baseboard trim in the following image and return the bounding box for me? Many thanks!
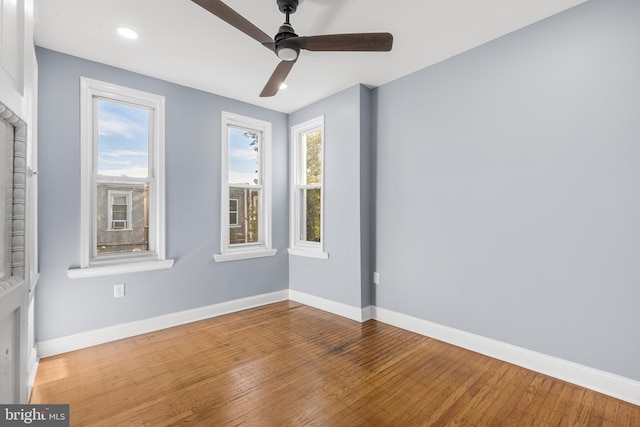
[27,346,39,401]
[34,290,640,406]
[362,305,374,322]
[288,290,371,322]
[37,290,289,358]
[372,306,640,406]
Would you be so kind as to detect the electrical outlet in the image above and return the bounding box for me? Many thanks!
[114,283,125,298]
[373,272,380,285]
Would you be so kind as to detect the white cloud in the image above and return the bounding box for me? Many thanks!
[229,171,259,185]
[100,149,148,158]
[100,166,149,178]
[229,147,258,161]
[98,111,146,139]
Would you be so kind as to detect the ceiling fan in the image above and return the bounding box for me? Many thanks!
[191,0,393,97]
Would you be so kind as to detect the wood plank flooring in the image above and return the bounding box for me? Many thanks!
[30,301,639,426]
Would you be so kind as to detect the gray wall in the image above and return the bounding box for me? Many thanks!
[374,0,640,381]
[36,48,289,342]
[288,85,373,308]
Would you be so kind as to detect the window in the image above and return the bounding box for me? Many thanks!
[68,77,173,278]
[214,112,276,262]
[107,190,132,230]
[289,116,328,258]
[229,199,239,227]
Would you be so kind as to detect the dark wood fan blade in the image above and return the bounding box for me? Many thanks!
[192,0,274,50]
[260,60,296,97]
[281,33,393,52]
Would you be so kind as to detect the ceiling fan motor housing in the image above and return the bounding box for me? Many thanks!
[275,24,299,60]
[275,23,297,42]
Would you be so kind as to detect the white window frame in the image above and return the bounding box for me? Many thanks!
[68,77,174,278]
[214,111,277,262]
[107,190,132,230]
[289,116,328,259]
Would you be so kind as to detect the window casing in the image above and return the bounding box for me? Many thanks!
[289,116,328,259]
[214,112,276,262]
[69,77,173,278]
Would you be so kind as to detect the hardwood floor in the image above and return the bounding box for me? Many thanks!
[31,301,639,426]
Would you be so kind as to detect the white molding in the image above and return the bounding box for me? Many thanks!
[288,290,368,322]
[287,248,329,259]
[372,306,640,406]
[361,305,374,322]
[214,249,277,263]
[67,258,174,279]
[290,116,326,255]
[37,290,289,358]
[219,112,274,259]
[79,77,167,269]
[27,346,38,401]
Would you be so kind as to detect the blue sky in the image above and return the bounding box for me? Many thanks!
[228,127,260,185]
[97,100,149,178]
[96,104,259,183]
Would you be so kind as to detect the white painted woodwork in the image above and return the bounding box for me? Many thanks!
[0,0,37,403]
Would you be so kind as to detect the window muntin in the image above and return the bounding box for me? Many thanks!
[289,116,327,258]
[71,77,173,277]
[215,112,276,262]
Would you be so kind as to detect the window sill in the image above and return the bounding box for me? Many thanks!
[214,249,277,262]
[67,259,175,279]
[288,248,329,259]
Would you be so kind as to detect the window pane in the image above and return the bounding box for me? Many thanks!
[97,99,149,178]
[97,183,149,254]
[228,127,260,185]
[229,199,239,226]
[229,187,260,245]
[113,195,127,205]
[112,205,127,221]
[304,130,322,185]
[300,187,321,243]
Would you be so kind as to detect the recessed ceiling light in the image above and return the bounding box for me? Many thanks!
[280,83,288,90]
[117,27,138,40]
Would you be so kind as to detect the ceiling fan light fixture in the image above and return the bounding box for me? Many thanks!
[276,46,298,61]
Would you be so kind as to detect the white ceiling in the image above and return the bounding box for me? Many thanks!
[34,0,587,114]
